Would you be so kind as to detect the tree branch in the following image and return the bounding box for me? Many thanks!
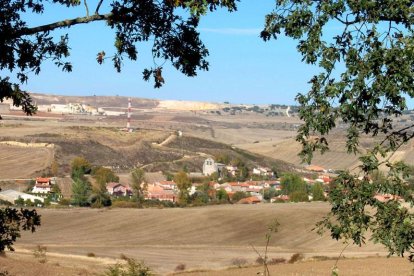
[84,0,90,17]
[95,0,104,15]
[14,14,112,37]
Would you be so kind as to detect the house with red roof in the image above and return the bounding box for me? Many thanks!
[237,196,262,204]
[32,177,52,194]
[146,183,176,202]
[106,182,133,197]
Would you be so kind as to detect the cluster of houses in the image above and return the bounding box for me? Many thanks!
[104,173,334,204]
[0,159,401,206]
[202,158,275,178]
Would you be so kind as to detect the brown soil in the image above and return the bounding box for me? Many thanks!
[177,257,412,276]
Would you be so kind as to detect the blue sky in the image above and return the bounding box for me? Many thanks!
[19,1,319,105]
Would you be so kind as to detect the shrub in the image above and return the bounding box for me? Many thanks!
[87,252,96,257]
[312,255,331,261]
[111,201,138,208]
[255,256,265,265]
[14,197,24,206]
[59,198,71,206]
[33,245,47,263]
[289,191,309,202]
[104,258,153,276]
[175,263,186,271]
[268,258,286,265]
[231,257,247,268]
[231,191,249,203]
[119,253,128,260]
[288,253,304,264]
[312,183,326,201]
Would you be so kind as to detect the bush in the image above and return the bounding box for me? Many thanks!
[231,191,249,203]
[59,198,71,206]
[175,263,186,271]
[255,256,264,265]
[87,252,96,257]
[33,245,47,263]
[14,197,24,206]
[104,258,153,276]
[268,258,286,265]
[312,183,326,201]
[231,257,247,268]
[119,253,128,260]
[312,255,331,261]
[288,253,304,264]
[111,201,138,208]
[0,199,11,206]
[289,191,309,202]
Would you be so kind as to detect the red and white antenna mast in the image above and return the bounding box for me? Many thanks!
[127,97,132,131]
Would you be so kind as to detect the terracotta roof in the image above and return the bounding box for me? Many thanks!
[158,181,176,185]
[237,196,261,204]
[36,177,50,183]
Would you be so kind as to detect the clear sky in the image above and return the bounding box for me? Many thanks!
[18,1,320,105]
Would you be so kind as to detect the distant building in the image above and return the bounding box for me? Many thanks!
[146,184,176,202]
[202,158,225,176]
[106,182,133,197]
[32,177,52,194]
[237,196,262,204]
[225,165,238,176]
[252,166,274,177]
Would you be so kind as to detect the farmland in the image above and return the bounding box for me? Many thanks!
[8,203,395,275]
[0,93,413,275]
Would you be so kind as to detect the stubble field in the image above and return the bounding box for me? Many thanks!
[5,203,402,275]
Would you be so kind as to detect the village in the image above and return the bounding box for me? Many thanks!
[0,156,337,208]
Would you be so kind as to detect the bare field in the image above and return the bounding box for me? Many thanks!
[13,203,390,275]
[179,257,412,276]
[238,139,361,171]
[0,145,53,179]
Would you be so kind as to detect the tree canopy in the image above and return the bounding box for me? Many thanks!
[174,171,192,205]
[0,207,41,252]
[1,0,238,114]
[130,168,147,208]
[262,0,414,261]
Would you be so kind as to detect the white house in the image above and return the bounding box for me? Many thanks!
[252,166,274,177]
[202,158,225,176]
[32,177,52,194]
[225,165,238,176]
[106,182,132,196]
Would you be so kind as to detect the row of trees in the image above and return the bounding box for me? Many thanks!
[280,173,326,202]
[70,157,148,208]
[213,154,278,182]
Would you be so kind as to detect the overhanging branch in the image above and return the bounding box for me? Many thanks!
[95,0,104,15]
[14,13,112,38]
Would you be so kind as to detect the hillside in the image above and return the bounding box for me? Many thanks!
[30,93,159,109]
[0,122,294,179]
[2,92,413,173]
[13,203,389,275]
